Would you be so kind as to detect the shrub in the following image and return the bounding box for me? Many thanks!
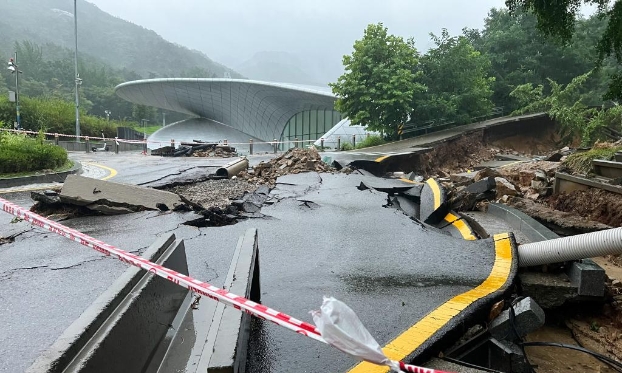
[0,132,68,173]
[561,143,622,175]
[340,142,354,151]
[355,135,386,149]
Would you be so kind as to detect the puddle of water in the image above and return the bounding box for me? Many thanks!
[339,273,481,292]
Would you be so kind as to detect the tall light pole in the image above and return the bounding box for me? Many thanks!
[7,54,22,129]
[74,0,81,142]
[105,110,111,121]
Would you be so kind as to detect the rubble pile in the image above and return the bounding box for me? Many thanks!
[151,140,238,158]
[239,147,333,186]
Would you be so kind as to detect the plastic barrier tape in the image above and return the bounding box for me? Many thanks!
[0,197,452,373]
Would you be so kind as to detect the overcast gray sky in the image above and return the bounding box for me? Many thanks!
[86,0,507,82]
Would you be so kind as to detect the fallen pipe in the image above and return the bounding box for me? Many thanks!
[519,227,622,267]
[216,158,249,178]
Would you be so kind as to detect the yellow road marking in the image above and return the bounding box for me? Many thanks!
[425,178,441,209]
[84,162,117,180]
[347,233,513,373]
[444,212,477,241]
[375,155,390,163]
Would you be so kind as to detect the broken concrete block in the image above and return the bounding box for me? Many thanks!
[566,259,606,297]
[489,297,545,340]
[495,177,520,198]
[474,167,501,182]
[60,175,183,214]
[465,177,496,194]
[519,272,578,309]
[31,190,61,205]
[449,173,475,184]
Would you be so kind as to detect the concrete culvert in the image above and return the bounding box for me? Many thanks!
[216,158,249,178]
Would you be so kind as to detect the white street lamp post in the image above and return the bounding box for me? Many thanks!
[74,0,81,142]
[7,54,22,129]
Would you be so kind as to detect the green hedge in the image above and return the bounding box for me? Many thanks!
[355,135,386,149]
[0,132,68,173]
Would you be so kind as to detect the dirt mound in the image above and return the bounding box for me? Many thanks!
[549,189,622,227]
[239,147,333,186]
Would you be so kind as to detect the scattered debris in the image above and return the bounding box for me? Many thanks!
[168,179,257,210]
[152,140,238,157]
[239,148,333,186]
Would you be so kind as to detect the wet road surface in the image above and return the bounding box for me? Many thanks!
[0,153,506,372]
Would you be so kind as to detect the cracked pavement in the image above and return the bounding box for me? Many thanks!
[1,152,501,373]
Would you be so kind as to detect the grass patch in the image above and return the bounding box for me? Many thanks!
[340,142,355,151]
[131,125,162,136]
[562,143,622,175]
[0,132,68,174]
[355,135,386,149]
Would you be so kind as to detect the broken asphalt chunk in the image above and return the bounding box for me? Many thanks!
[60,175,185,215]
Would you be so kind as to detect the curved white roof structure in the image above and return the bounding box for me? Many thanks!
[115,78,338,143]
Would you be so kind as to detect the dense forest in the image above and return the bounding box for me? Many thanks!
[333,7,622,144]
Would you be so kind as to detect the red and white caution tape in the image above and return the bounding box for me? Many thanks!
[0,128,322,148]
[0,197,452,373]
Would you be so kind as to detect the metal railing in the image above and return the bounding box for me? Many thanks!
[401,107,505,138]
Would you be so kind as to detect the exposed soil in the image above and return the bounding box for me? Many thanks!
[549,189,622,227]
[525,324,617,372]
[416,131,496,175]
[490,130,561,156]
[415,130,559,177]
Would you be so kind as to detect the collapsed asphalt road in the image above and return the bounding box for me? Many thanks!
[0,152,515,373]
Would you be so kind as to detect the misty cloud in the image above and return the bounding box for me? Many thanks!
[86,0,506,84]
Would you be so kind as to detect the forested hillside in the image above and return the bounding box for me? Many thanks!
[0,0,245,134]
[0,0,241,79]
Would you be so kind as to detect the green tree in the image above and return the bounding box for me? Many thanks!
[509,72,620,144]
[416,29,495,124]
[132,104,157,123]
[506,0,622,100]
[471,9,600,110]
[330,23,425,138]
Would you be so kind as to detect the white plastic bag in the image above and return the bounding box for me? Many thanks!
[311,297,402,372]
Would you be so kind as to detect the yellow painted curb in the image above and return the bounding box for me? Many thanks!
[347,233,513,373]
[443,212,477,241]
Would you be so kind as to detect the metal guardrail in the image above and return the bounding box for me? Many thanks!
[401,107,505,138]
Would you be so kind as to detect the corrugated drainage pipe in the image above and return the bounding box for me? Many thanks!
[215,158,249,178]
[519,227,622,267]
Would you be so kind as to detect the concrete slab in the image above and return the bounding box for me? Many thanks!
[60,175,184,213]
[592,159,622,179]
[153,229,260,373]
[554,172,622,195]
[27,234,188,373]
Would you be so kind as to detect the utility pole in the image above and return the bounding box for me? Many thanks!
[162,112,166,127]
[74,0,81,142]
[7,53,22,129]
